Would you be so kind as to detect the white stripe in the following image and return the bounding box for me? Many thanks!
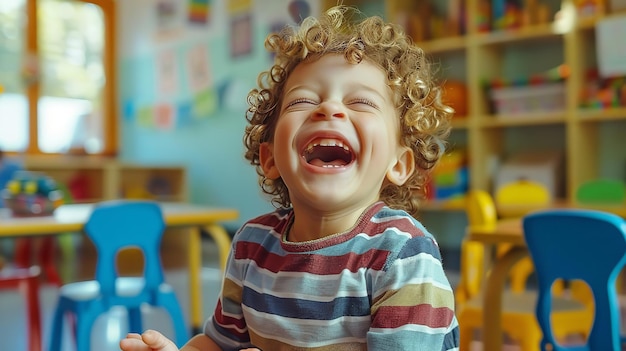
[243,305,368,347]
[241,261,371,300]
[370,323,449,334]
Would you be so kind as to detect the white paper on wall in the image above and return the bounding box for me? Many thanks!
[596,14,626,78]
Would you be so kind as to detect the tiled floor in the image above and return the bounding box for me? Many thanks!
[0,235,462,351]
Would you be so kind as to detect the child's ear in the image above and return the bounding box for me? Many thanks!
[260,142,281,179]
[386,147,415,186]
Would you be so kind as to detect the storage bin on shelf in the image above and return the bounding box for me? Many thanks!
[489,82,566,115]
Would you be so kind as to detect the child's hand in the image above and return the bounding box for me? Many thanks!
[119,330,179,351]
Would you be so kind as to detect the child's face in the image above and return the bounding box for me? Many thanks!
[260,54,414,213]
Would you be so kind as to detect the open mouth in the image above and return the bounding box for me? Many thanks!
[303,139,354,168]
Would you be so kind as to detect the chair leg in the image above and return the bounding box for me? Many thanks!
[127,307,143,333]
[21,276,42,351]
[48,307,66,351]
[40,237,62,286]
[157,293,189,347]
[459,324,474,351]
[167,303,189,346]
[517,330,541,351]
[14,238,31,268]
[76,313,98,351]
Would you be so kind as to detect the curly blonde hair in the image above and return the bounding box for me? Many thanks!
[243,6,452,217]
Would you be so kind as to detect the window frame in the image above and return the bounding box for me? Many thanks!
[21,0,117,156]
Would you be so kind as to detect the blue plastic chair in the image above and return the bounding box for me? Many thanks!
[523,209,626,351]
[49,200,189,351]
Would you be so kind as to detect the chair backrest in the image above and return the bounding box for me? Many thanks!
[466,189,497,229]
[575,179,626,204]
[495,179,551,206]
[84,200,166,299]
[458,190,497,302]
[523,209,626,351]
[460,189,533,295]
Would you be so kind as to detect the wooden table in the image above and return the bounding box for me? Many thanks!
[497,201,626,219]
[466,219,528,351]
[0,202,239,334]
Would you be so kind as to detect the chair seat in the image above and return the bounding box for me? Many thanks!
[60,277,147,299]
[464,290,587,314]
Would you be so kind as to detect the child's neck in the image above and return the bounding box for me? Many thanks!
[287,201,378,242]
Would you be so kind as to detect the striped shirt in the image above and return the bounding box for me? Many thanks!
[204,202,459,350]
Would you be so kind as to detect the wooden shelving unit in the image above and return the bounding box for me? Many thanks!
[23,155,188,203]
[322,0,626,205]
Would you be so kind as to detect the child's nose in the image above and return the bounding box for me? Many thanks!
[312,100,346,120]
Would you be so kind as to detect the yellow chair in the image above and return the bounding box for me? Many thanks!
[457,190,593,351]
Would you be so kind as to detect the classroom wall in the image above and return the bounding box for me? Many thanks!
[114,0,468,249]
[117,0,321,232]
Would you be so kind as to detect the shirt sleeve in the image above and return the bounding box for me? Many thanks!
[367,235,460,350]
[203,236,255,351]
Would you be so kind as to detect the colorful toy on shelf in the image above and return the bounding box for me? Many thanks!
[492,0,523,30]
[574,0,606,17]
[406,0,466,42]
[579,69,626,109]
[476,0,492,32]
[443,80,468,117]
[490,0,552,30]
[430,149,468,201]
[1,171,64,216]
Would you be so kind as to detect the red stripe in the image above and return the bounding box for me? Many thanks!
[372,304,454,329]
[235,241,389,274]
[366,216,426,240]
[247,212,289,229]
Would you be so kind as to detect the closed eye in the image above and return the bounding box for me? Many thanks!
[286,98,317,108]
[348,98,378,109]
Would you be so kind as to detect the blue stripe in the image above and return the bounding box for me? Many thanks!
[442,324,460,351]
[242,286,371,319]
[367,325,458,350]
[210,317,251,343]
[397,235,441,261]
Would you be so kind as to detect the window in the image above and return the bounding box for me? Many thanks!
[0,0,116,155]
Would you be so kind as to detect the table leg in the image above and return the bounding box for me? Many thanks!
[482,246,528,351]
[187,224,232,335]
[203,224,232,271]
[188,226,203,335]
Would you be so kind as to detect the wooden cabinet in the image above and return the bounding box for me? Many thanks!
[322,0,626,204]
[23,155,188,203]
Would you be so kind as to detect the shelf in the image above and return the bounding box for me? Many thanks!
[420,198,466,212]
[420,36,467,54]
[451,118,470,129]
[479,112,567,127]
[23,156,188,203]
[577,107,626,122]
[474,23,563,46]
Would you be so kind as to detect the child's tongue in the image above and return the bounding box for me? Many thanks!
[309,158,346,167]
